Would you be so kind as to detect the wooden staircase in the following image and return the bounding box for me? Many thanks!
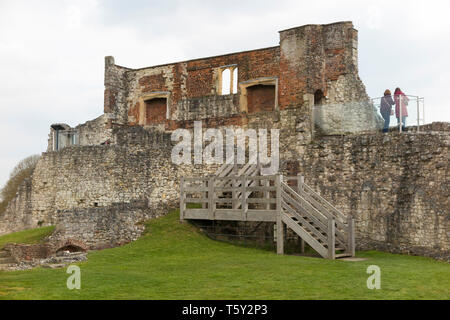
[280,180,354,259]
[181,164,355,260]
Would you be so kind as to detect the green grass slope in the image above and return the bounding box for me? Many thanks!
[0,226,55,250]
[0,210,448,300]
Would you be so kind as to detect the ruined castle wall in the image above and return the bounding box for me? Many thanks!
[288,131,449,260]
[124,46,280,128]
[1,124,448,261]
[0,178,33,235]
[76,115,113,146]
[2,22,445,260]
[104,57,131,125]
[101,22,380,141]
[0,126,218,236]
[313,73,383,135]
[50,202,150,250]
[46,116,113,153]
[279,22,358,108]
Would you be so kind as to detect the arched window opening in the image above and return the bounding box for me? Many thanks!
[232,68,238,94]
[221,69,231,95]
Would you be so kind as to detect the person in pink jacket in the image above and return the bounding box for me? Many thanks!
[394,88,409,131]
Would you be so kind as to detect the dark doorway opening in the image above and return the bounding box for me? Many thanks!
[314,90,324,106]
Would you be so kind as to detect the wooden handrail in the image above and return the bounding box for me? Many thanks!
[282,181,348,250]
[302,183,347,222]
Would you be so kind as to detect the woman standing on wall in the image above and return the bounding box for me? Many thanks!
[394,88,409,132]
[380,89,395,133]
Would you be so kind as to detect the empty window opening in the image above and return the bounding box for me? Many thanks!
[145,98,167,125]
[246,84,276,114]
[314,90,325,106]
[221,69,231,95]
[232,68,238,94]
[51,124,79,151]
[220,67,238,95]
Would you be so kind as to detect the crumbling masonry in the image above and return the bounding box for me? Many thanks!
[0,22,448,261]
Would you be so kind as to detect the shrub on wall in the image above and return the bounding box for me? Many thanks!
[0,155,40,215]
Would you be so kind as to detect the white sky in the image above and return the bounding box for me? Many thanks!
[0,0,449,187]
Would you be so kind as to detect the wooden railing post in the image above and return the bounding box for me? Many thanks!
[327,218,335,260]
[232,176,237,209]
[233,157,238,209]
[241,175,247,220]
[348,216,355,257]
[209,177,215,220]
[180,177,186,223]
[276,174,284,255]
[202,179,207,209]
[295,174,305,253]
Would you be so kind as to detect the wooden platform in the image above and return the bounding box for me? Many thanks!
[180,166,355,260]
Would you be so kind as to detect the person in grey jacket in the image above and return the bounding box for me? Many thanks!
[380,89,395,133]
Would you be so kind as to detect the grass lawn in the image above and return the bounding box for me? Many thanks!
[0,209,449,300]
[0,226,55,250]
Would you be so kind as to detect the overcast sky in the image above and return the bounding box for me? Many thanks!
[0,0,449,188]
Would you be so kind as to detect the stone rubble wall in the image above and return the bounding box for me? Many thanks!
[4,243,54,262]
[76,115,113,146]
[0,126,218,237]
[49,201,150,250]
[0,178,33,235]
[291,131,449,261]
[0,124,448,260]
[314,74,384,135]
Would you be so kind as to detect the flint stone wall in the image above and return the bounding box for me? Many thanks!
[292,131,449,261]
[49,201,151,250]
[0,126,218,237]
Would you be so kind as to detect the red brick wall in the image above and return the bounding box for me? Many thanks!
[185,47,280,96]
[5,243,53,261]
[133,47,280,121]
[187,68,213,98]
[123,23,359,128]
[247,85,276,114]
[139,73,168,93]
[127,47,281,127]
[145,98,167,124]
